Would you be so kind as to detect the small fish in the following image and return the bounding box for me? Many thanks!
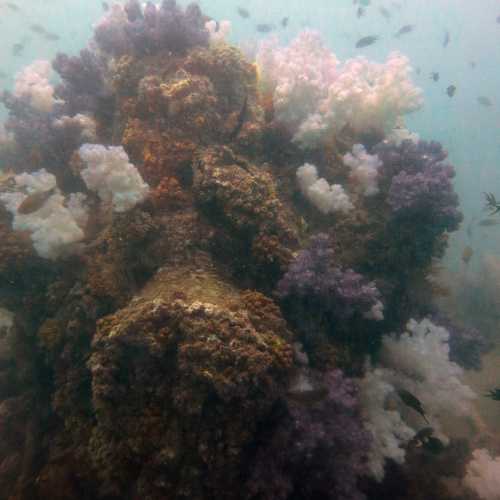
[462,246,473,264]
[394,24,415,37]
[443,30,450,47]
[281,17,289,28]
[237,7,250,19]
[30,24,46,35]
[484,192,500,215]
[5,2,20,12]
[466,218,475,239]
[477,96,492,107]
[102,1,109,12]
[228,95,248,141]
[357,7,365,18]
[469,61,476,69]
[424,436,446,454]
[17,188,56,215]
[379,7,391,19]
[430,72,440,82]
[11,43,24,56]
[497,15,500,24]
[478,218,500,227]
[44,32,60,41]
[415,66,421,75]
[355,35,379,48]
[397,389,429,423]
[256,23,274,33]
[485,388,500,401]
[446,85,456,97]
[414,427,435,442]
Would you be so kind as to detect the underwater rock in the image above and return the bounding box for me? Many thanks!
[84,262,293,498]
[193,145,298,280]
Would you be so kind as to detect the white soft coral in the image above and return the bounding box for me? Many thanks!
[343,144,382,196]
[360,318,476,481]
[257,30,338,127]
[464,449,500,500]
[78,144,149,212]
[0,170,86,259]
[321,52,423,135]
[297,163,353,214]
[14,60,61,112]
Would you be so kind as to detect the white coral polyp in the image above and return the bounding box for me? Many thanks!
[359,367,416,481]
[14,60,60,112]
[297,163,353,214]
[205,20,231,44]
[53,114,97,141]
[0,169,86,260]
[343,144,382,196]
[464,449,500,500]
[380,318,476,418]
[78,144,149,212]
[360,318,476,482]
[257,30,338,126]
[257,32,422,147]
[322,52,423,135]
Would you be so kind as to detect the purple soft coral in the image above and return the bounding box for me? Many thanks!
[247,369,371,500]
[96,0,209,57]
[429,313,492,371]
[52,49,110,115]
[374,140,463,232]
[277,234,382,321]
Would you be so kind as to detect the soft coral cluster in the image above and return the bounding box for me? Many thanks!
[277,233,384,323]
[257,32,422,147]
[247,369,371,500]
[95,0,209,57]
[375,139,462,232]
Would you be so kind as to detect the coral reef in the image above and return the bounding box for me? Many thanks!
[0,4,479,500]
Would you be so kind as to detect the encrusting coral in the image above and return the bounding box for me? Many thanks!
[0,4,484,500]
